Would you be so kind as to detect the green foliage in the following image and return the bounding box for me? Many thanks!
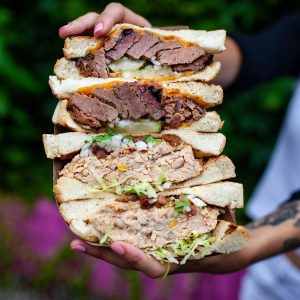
[0,0,297,216]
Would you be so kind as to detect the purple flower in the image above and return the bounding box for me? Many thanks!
[21,198,69,258]
[89,260,129,297]
[191,271,246,300]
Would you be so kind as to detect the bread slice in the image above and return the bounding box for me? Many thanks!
[54,177,119,203]
[54,57,84,80]
[52,100,95,133]
[59,198,106,242]
[43,131,90,159]
[160,181,243,209]
[63,24,226,59]
[160,130,226,157]
[63,36,104,59]
[171,155,235,189]
[49,75,135,99]
[177,111,223,132]
[50,65,222,102]
[211,220,249,254]
[162,82,223,108]
[190,220,249,259]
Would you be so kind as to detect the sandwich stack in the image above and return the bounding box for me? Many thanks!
[43,24,248,265]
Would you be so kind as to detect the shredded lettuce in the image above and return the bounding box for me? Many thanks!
[91,129,118,143]
[154,167,169,191]
[123,182,157,198]
[92,175,158,198]
[99,226,114,245]
[144,134,161,144]
[123,135,134,141]
[145,233,215,265]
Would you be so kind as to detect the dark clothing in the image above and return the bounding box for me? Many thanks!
[287,190,300,203]
[230,12,300,91]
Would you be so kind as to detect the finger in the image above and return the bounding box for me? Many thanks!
[70,239,132,269]
[94,3,151,38]
[59,12,99,39]
[111,241,177,278]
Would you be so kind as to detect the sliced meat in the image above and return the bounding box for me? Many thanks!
[76,50,109,78]
[163,96,205,127]
[126,33,160,59]
[106,29,140,61]
[113,83,148,119]
[91,144,110,159]
[104,34,120,51]
[92,88,128,119]
[143,40,181,59]
[131,83,165,120]
[67,94,118,128]
[172,53,213,72]
[156,46,205,65]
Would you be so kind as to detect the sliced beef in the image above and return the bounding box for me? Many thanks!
[143,40,181,59]
[156,46,205,65]
[172,53,213,72]
[104,34,120,51]
[67,94,118,128]
[126,33,160,59]
[92,88,128,119]
[76,50,109,78]
[163,96,205,127]
[106,29,140,61]
[131,83,165,120]
[113,83,149,119]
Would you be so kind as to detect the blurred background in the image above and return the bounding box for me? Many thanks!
[0,0,299,299]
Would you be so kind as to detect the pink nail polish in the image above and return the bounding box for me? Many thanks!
[94,23,104,34]
[111,244,125,256]
[72,244,86,253]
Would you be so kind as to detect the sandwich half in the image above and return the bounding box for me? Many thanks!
[59,197,248,265]
[49,76,223,134]
[54,23,225,82]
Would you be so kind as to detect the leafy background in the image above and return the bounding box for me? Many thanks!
[0,0,299,298]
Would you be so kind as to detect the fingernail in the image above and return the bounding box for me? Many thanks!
[71,244,86,253]
[111,244,125,256]
[94,23,104,35]
[61,22,72,29]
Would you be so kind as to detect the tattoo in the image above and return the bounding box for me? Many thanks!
[247,201,300,229]
[294,218,300,228]
[282,238,300,253]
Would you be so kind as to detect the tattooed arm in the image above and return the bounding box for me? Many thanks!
[71,198,300,278]
[177,198,300,274]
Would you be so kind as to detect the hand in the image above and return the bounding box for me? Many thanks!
[70,235,254,279]
[59,2,151,39]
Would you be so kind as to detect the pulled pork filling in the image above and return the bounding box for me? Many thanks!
[67,82,205,129]
[75,29,214,78]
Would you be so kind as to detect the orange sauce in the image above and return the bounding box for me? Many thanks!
[77,81,123,94]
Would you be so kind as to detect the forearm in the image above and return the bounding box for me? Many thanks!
[214,37,242,88]
[176,199,300,275]
[247,200,300,264]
